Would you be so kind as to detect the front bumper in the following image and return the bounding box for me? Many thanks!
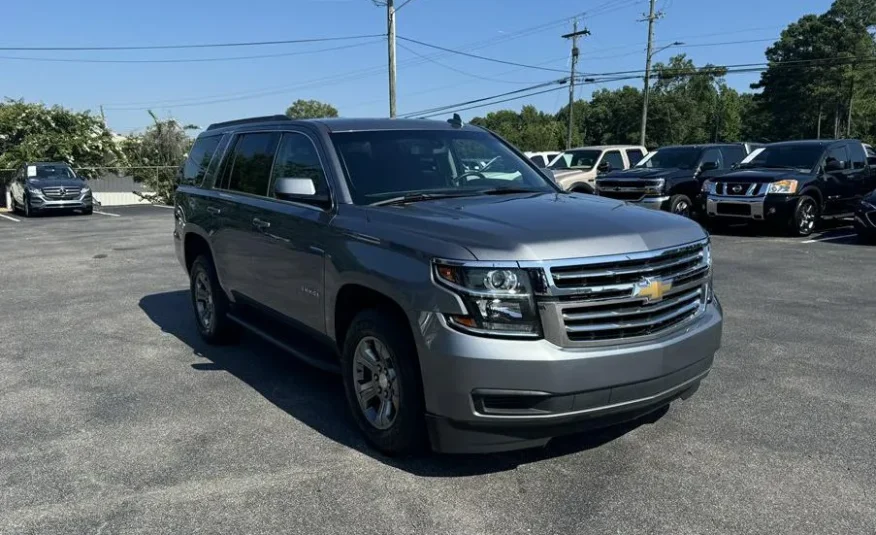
[416,299,723,453]
[705,193,796,223]
[628,195,670,211]
[29,192,93,211]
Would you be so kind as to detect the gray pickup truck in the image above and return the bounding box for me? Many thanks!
[174,115,722,455]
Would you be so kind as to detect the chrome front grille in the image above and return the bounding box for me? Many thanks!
[596,179,663,202]
[714,182,765,196]
[531,240,711,346]
[42,186,82,200]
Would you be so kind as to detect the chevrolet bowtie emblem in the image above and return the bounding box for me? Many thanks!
[634,277,672,302]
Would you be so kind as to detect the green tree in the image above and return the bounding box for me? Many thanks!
[120,111,195,204]
[0,99,122,179]
[285,99,339,119]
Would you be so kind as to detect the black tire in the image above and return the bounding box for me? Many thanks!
[341,309,426,456]
[668,194,693,218]
[189,254,238,344]
[788,195,819,237]
[22,195,33,218]
[571,184,594,195]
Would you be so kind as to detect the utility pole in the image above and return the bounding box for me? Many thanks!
[639,0,660,147]
[562,20,589,149]
[846,80,854,137]
[387,0,397,118]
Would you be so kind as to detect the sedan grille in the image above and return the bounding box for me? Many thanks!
[42,186,82,200]
[539,240,710,345]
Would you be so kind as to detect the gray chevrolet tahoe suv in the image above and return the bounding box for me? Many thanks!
[174,115,723,455]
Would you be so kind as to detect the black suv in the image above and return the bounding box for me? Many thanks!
[703,140,875,236]
[595,143,752,218]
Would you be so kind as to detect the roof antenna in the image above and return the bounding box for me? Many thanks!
[447,113,464,128]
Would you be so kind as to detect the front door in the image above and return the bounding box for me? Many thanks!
[244,131,332,335]
[820,143,856,215]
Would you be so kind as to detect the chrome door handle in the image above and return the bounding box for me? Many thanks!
[206,206,221,215]
[252,218,271,229]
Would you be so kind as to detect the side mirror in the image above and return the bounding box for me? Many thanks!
[274,177,329,207]
[700,161,720,172]
[597,161,612,173]
[824,159,844,172]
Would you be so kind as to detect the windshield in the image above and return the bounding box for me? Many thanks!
[29,165,76,180]
[635,147,701,170]
[549,150,601,170]
[739,145,821,171]
[330,130,557,205]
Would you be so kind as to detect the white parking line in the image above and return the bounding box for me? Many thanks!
[93,210,121,217]
[0,213,21,222]
[801,233,857,243]
[151,204,175,209]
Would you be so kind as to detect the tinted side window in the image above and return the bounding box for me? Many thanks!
[223,132,280,196]
[602,150,625,170]
[700,148,723,168]
[848,142,866,170]
[825,145,849,169]
[721,146,747,166]
[271,133,328,196]
[182,135,222,185]
[529,155,546,167]
[625,149,645,165]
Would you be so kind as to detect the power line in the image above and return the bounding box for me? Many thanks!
[395,41,536,84]
[401,79,568,117]
[397,36,570,73]
[0,40,383,64]
[0,34,384,52]
[410,85,569,118]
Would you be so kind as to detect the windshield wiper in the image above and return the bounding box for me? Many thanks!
[478,187,543,195]
[370,192,475,207]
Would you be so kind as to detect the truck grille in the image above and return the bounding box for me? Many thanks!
[537,240,710,345]
[596,179,663,202]
[42,186,82,200]
[715,182,764,196]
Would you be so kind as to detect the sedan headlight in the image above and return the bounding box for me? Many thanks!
[26,185,41,194]
[434,262,541,338]
[767,179,798,194]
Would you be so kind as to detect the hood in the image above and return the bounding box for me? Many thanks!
[365,193,707,261]
[599,167,692,180]
[710,168,808,184]
[551,168,597,185]
[27,177,87,189]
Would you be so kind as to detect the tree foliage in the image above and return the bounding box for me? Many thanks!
[285,99,339,119]
[120,111,195,204]
[0,99,121,178]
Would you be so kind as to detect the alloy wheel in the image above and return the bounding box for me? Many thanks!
[798,200,816,234]
[193,269,215,330]
[352,336,400,430]
[673,200,690,218]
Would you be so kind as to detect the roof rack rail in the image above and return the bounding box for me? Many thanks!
[205,115,291,131]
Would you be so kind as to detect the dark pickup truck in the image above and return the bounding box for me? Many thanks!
[595,143,755,218]
[703,139,876,236]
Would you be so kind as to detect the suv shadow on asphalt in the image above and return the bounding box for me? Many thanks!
[139,290,667,477]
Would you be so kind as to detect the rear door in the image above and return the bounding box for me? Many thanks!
[245,130,333,334]
[847,142,871,201]
[210,131,281,297]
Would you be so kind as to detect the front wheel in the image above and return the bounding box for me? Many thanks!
[81,206,93,215]
[669,194,693,218]
[341,309,426,456]
[22,195,33,217]
[789,195,819,237]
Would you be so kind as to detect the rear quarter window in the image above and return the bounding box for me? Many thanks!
[182,135,223,186]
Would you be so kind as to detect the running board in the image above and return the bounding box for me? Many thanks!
[228,313,341,374]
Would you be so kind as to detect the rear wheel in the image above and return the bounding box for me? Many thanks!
[341,309,426,456]
[189,255,238,344]
[669,194,693,218]
[788,195,818,237]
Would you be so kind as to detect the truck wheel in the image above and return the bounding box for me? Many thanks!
[788,195,818,237]
[189,255,238,344]
[669,194,693,218]
[341,309,426,456]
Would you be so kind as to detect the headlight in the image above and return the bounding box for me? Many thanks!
[26,185,41,194]
[434,262,541,338]
[701,180,712,193]
[767,179,798,194]
[861,199,876,211]
[645,178,665,193]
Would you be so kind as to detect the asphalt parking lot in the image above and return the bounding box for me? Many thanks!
[0,207,874,535]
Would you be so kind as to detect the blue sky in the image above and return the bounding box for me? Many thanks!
[1,0,833,134]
